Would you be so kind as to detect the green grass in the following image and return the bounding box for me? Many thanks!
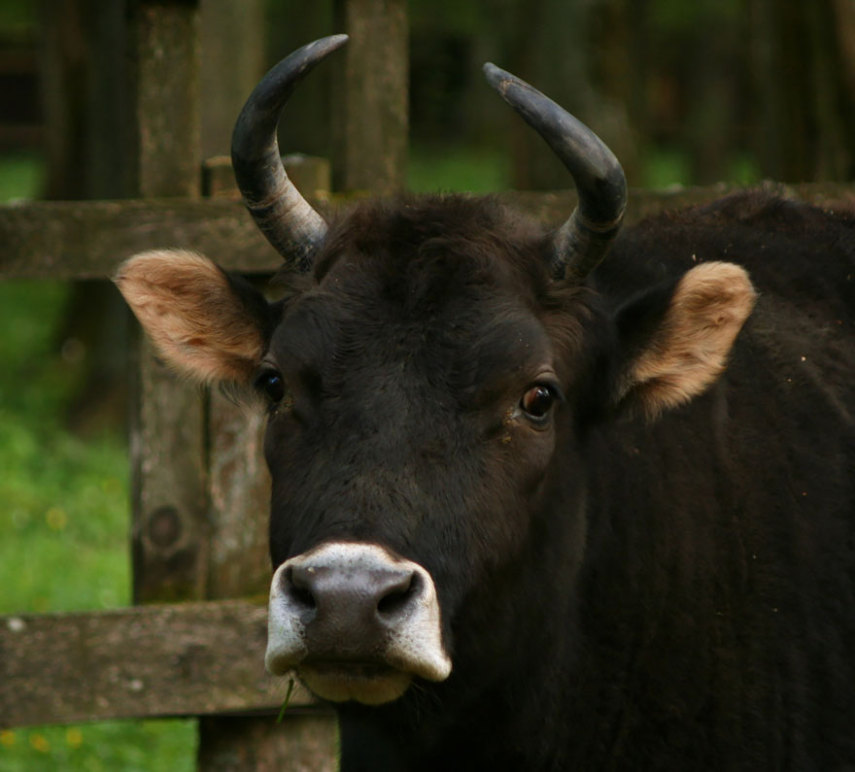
[0,0,37,31]
[0,151,44,201]
[408,142,510,193]
[0,156,197,769]
[0,722,196,772]
[641,147,692,188]
[641,146,762,189]
[0,282,130,615]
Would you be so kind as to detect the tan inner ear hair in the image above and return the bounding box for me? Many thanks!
[114,249,266,383]
[624,261,757,420]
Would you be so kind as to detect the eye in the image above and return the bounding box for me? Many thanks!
[519,383,559,423]
[255,368,285,403]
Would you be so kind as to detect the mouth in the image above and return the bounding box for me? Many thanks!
[266,542,453,705]
[297,660,413,705]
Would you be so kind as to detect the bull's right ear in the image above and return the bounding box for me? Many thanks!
[114,249,270,384]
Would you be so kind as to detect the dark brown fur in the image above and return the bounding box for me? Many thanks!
[119,189,855,770]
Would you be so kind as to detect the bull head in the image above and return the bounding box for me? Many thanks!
[116,36,755,718]
[230,34,626,282]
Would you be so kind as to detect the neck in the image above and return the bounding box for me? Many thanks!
[338,479,588,770]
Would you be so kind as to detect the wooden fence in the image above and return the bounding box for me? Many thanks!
[1,1,854,769]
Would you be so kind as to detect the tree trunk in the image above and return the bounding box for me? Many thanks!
[502,0,636,190]
[749,0,855,182]
[199,0,265,160]
[40,0,132,434]
[683,0,741,184]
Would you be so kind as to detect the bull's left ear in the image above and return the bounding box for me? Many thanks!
[611,261,757,420]
[115,249,270,384]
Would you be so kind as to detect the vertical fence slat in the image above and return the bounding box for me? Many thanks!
[199,0,265,160]
[331,0,408,194]
[128,0,207,606]
[130,1,202,199]
[206,394,270,599]
[131,348,209,603]
[198,714,338,772]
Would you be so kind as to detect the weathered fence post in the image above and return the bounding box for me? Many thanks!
[199,0,265,160]
[127,0,207,605]
[331,0,409,194]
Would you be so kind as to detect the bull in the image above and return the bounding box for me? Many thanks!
[116,35,855,770]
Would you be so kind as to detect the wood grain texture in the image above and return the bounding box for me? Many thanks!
[130,1,201,199]
[0,601,323,728]
[206,390,272,600]
[331,0,408,194]
[131,338,210,604]
[2,183,852,280]
[198,712,338,772]
[128,0,209,608]
[0,198,278,279]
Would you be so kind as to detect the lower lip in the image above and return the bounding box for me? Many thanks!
[302,661,397,679]
[298,662,413,705]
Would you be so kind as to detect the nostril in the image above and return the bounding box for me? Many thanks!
[376,571,421,620]
[284,565,317,611]
[376,586,409,616]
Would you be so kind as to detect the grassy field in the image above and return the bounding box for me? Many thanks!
[0,286,199,769]
[0,157,197,770]
[408,141,510,192]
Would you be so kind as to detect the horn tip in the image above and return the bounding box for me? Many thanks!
[324,33,349,49]
[305,34,349,62]
[482,62,509,91]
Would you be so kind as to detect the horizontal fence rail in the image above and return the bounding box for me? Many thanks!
[2,182,853,280]
[0,600,319,729]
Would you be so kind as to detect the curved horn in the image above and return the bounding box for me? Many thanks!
[483,64,627,282]
[231,35,348,272]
